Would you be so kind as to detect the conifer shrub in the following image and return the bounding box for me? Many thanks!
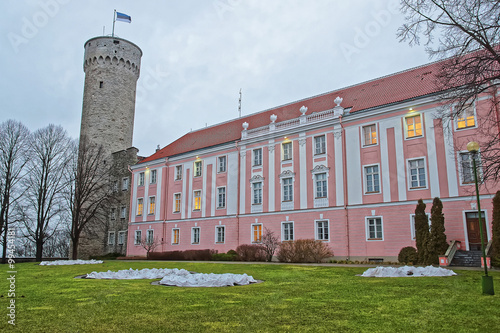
[235,244,266,261]
[491,191,500,267]
[414,199,430,264]
[398,246,417,264]
[276,239,333,263]
[428,197,448,265]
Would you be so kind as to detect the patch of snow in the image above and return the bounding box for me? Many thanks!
[87,268,189,280]
[40,259,103,266]
[361,265,457,277]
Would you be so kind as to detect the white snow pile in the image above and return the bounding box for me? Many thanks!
[85,267,257,287]
[40,259,103,266]
[361,265,457,277]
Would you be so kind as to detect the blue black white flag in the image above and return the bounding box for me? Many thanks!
[116,12,131,23]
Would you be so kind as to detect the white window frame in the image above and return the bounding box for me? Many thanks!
[175,165,182,180]
[150,169,157,184]
[282,141,292,161]
[111,208,116,220]
[251,223,263,243]
[108,231,115,245]
[314,135,326,155]
[252,182,263,205]
[118,231,126,245]
[253,148,262,166]
[362,124,378,147]
[148,196,155,215]
[314,173,328,198]
[138,172,145,186]
[282,177,293,202]
[194,161,202,177]
[122,177,129,191]
[410,213,431,240]
[364,164,381,194]
[137,198,144,216]
[404,113,424,139]
[217,187,226,209]
[458,151,481,185]
[215,225,225,244]
[146,229,154,244]
[173,193,182,213]
[193,190,202,211]
[134,230,142,245]
[315,220,329,242]
[172,228,180,245]
[365,216,384,241]
[217,156,227,173]
[112,180,118,192]
[454,103,476,130]
[407,157,428,190]
[191,227,200,244]
[281,221,294,241]
[120,206,126,219]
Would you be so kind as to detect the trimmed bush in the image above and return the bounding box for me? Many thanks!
[277,239,333,263]
[398,246,417,264]
[415,199,430,264]
[211,252,237,261]
[235,244,266,261]
[148,249,215,261]
[428,197,448,265]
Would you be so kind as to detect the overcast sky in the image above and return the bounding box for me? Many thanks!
[1,0,431,157]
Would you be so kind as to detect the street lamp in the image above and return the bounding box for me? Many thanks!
[467,141,494,295]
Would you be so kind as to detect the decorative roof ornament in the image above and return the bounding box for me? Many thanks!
[242,122,249,130]
[333,96,344,117]
[334,96,343,107]
[270,114,277,123]
[300,105,308,116]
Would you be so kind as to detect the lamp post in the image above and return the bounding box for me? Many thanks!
[467,141,494,295]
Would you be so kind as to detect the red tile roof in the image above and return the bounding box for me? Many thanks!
[140,59,445,164]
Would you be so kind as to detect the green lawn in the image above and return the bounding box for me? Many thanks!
[1,261,499,332]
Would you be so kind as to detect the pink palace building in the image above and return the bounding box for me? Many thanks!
[125,58,499,262]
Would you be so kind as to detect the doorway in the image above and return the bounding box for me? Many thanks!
[466,211,487,251]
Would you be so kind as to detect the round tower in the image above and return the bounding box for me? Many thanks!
[80,36,142,156]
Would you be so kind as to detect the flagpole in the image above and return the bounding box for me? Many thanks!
[112,9,116,37]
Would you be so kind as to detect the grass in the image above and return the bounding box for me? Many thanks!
[1,261,499,332]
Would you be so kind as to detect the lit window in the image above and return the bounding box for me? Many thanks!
[456,105,475,129]
[365,165,380,193]
[282,178,293,201]
[282,222,294,241]
[363,124,377,146]
[252,224,262,243]
[193,190,201,211]
[316,221,329,241]
[148,197,155,215]
[459,152,481,184]
[111,208,116,220]
[314,135,326,155]
[216,226,225,243]
[137,198,143,216]
[367,217,383,240]
[218,156,226,173]
[172,229,179,244]
[405,114,422,138]
[118,231,126,245]
[253,182,262,205]
[108,231,115,245]
[175,165,182,180]
[408,158,426,188]
[138,172,145,186]
[122,177,129,191]
[146,229,154,244]
[150,169,157,184]
[253,148,262,166]
[282,142,292,160]
[120,206,126,219]
[134,230,142,245]
[173,193,181,213]
[192,227,200,244]
[194,161,202,177]
[315,173,327,198]
[217,187,226,209]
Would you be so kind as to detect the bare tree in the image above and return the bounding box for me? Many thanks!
[65,136,112,259]
[261,227,279,262]
[21,124,72,261]
[0,120,30,263]
[43,229,70,258]
[139,236,161,259]
[398,0,500,182]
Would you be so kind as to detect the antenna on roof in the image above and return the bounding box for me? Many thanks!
[238,88,242,118]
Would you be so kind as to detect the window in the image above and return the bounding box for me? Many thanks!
[282,141,292,160]
[120,206,127,219]
[193,190,201,211]
[172,229,179,244]
[410,213,431,240]
[148,197,155,215]
[175,165,182,180]
[456,105,475,129]
[134,230,142,245]
[173,193,181,213]
[314,135,326,155]
[138,172,145,186]
[405,114,422,138]
[122,177,129,191]
[252,224,262,243]
[216,226,225,243]
[146,229,154,244]
[150,169,157,184]
[365,165,380,193]
[111,208,116,220]
[459,152,481,184]
[315,173,327,198]
[217,187,226,209]
[363,124,377,146]
[112,180,118,192]
[408,158,426,189]
[192,227,200,244]
[118,231,126,245]
[252,182,262,205]
[218,156,226,173]
[282,222,294,241]
[253,148,262,166]
[99,81,103,88]
[282,178,293,201]
[108,231,115,245]
[316,220,329,241]
[194,161,202,177]
[137,198,144,216]
[367,217,383,240]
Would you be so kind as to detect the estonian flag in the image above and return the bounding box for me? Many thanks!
[116,12,131,23]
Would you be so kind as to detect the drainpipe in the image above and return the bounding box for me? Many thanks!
[236,141,240,248]
[162,157,169,252]
[340,115,350,261]
[490,81,500,136]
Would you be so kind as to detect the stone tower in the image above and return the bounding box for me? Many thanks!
[80,36,142,155]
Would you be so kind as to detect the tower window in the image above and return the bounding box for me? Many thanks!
[99,81,103,88]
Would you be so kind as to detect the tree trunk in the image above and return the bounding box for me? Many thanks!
[36,239,43,262]
[1,221,8,264]
[72,237,79,260]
